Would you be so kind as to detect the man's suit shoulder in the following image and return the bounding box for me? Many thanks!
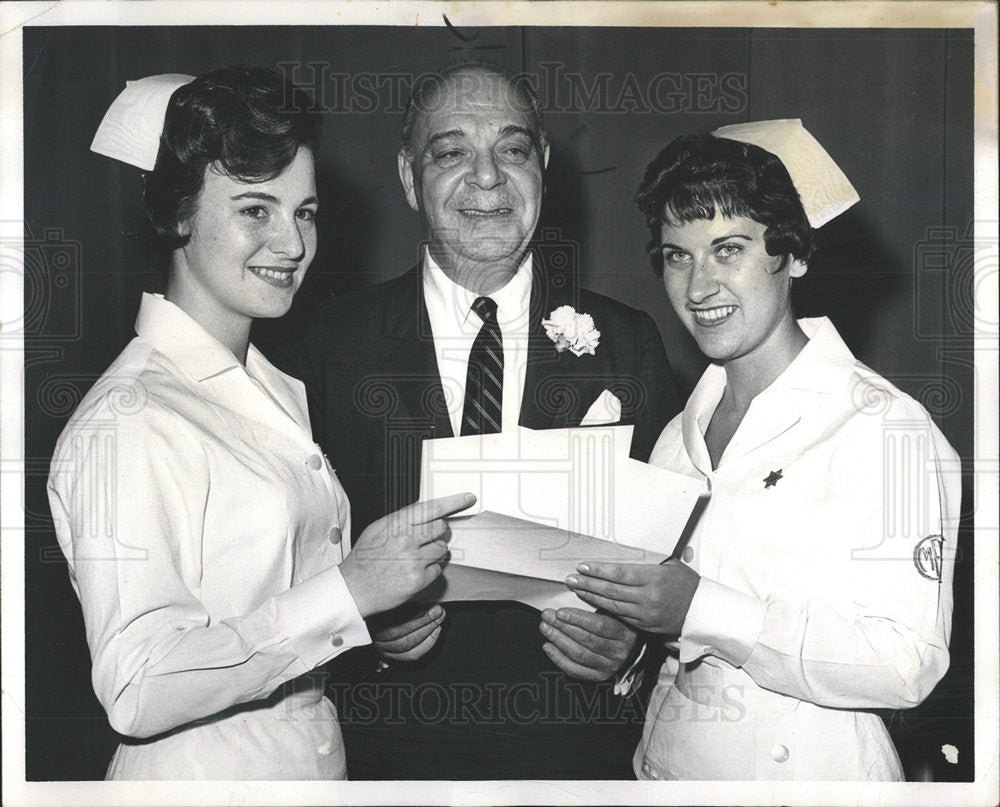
[572,286,660,357]
[302,273,406,339]
[296,271,659,354]
[577,286,652,325]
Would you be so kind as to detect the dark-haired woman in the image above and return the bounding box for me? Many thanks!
[567,121,959,780]
[47,67,470,780]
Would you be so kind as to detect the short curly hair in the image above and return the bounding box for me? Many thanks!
[636,132,813,274]
[142,65,321,249]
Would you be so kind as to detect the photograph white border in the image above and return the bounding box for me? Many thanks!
[1,2,996,805]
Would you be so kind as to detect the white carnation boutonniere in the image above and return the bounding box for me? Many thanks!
[542,305,600,357]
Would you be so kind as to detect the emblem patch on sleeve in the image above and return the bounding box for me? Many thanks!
[913,535,944,581]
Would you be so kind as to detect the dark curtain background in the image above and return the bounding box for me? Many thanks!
[22,25,975,781]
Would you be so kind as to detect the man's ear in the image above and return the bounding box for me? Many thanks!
[397,149,420,213]
[789,257,808,279]
[542,141,550,171]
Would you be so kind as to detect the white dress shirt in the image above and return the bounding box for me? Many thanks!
[422,252,645,696]
[635,317,960,781]
[47,293,371,780]
[422,249,532,435]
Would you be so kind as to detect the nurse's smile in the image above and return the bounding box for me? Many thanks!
[689,304,738,326]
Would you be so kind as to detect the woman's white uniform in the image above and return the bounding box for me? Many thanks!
[636,317,959,781]
[47,293,372,779]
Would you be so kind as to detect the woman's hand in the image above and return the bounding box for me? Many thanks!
[566,560,701,637]
[340,493,475,618]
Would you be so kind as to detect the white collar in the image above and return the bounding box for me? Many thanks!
[690,317,854,404]
[422,248,533,330]
[134,293,276,386]
[759,316,857,396]
[135,293,243,381]
[682,317,857,470]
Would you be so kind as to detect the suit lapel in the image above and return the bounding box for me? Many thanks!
[384,258,594,434]
[381,265,454,438]
[520,260,578,429]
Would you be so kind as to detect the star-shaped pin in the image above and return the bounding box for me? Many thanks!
[763,469,783,489]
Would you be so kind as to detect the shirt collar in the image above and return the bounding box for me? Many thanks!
[422,248,533,330]
[687,316,854,406]
[681,316,855,471]
[134,293,242,382]
[762,316,856,396]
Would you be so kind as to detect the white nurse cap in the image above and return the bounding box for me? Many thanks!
[712,119,859,228]
[90,74,195,171]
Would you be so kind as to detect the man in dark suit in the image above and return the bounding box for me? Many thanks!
[273,62,679,779]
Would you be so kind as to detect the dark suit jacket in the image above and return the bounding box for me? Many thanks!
[271,260,679,779]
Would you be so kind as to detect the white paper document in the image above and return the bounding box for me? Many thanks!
[413,562,583,612]
[418,426,709,610]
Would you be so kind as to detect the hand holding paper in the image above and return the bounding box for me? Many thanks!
[539,607,640,681]
[417,426,709,612]
[371,605,447,662]
[340,492,475,617]
[566,560,701,636]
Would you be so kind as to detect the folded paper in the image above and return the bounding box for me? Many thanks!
[419,426,708,609]
[413,562,581,612]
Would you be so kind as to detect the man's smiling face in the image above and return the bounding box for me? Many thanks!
[399,68,549,291]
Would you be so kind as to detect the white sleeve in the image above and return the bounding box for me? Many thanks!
[47,400,371,739]
[678,397,959,710]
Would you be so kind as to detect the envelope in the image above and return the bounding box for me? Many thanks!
[413,563,582,612]
[447,510,667,577]
[418,426,709,609]
[415,511,668,612]
[420,425,704,552]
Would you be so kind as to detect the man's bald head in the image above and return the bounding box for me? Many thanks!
[400,63,547,156]
[396,62,550,294]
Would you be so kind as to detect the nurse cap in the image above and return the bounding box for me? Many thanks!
[90,74,195,171]
[712,119,859,228]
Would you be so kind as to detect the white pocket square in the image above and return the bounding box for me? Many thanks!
[581,389,622,425]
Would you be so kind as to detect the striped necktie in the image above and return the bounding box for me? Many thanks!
[461,296,503,435]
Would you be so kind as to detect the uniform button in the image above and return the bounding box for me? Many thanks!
[770,744,789,763]
[682,546,695,563]
[327,526,342,545]
[329,633,344,647]
[306,454,323,471]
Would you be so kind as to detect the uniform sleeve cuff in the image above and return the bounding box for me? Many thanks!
[677,578,766,666]
[275,566,372,671]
